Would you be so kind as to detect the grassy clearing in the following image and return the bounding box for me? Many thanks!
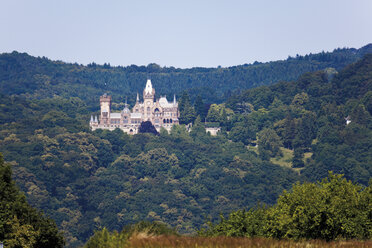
[304,152,313,160]
[270,147,293,168]
[248,145,259,155]
[270,148,312,173]
[127,235,372,248]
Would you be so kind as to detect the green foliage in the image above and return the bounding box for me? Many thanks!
[194,95,207,120]
[178,92,196,124]
[228,115,258,145]
[83,227,127,248]
[138,121,159,135]
[190,116,207,140]
[257,128,282,160]
[228,54,372,185]
[0,153,64,248]
[200,173,372,241]
[198,207,267,238]
[292,148,305,168]
[267,173,371,240]
[1,46,369,107]
[0,48,371,247]
[206,104,221,122]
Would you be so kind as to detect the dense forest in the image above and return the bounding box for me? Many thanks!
[0,45,371,247]
[1,44,371,106]
[82,173,371,247]
[0,153,64,247]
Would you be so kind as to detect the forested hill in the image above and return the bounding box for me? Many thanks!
[0,48,371,247]
[1,44,371,106]
[225,54,372,184]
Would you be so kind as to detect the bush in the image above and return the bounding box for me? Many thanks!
[200,173,372,241]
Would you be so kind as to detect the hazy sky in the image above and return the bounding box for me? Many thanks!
[1,0,371,68]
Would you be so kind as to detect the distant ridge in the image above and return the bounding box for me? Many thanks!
[0,44,371,106]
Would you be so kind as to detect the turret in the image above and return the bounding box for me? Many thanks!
[122,97,130,114]
[100,93,112,125]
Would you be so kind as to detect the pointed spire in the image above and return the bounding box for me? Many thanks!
[123,97,129,112]
[173,94,176,105]
[136,92,139,102]
[90,115,93,122]
[145,79,153,94]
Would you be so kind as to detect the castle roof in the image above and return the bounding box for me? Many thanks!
[122,107,130,114]
[122,102,130,114]
[110,113,121,119]
[131,113,142,119]
[159,96,177,108]
[159,96,168,105]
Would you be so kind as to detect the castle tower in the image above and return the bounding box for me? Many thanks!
[143,79,155,121]
[100,93,111,125]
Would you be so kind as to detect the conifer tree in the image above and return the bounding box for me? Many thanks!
[178,92,196,124]
[194,95,206,120]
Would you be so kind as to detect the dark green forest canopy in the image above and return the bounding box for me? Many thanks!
[0,153,64,248]
[0,46,371,247]
[225,54,372,185]
[82,173,372,247]
[0,44,371,107]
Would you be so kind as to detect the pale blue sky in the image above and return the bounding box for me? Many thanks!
[0,0,371,68]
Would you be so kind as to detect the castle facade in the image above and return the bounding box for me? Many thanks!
[90,79,179,134]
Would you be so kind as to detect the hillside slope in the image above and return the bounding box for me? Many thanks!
[226,54,372,184]
[0,47,371,247]
[0,44,371,106]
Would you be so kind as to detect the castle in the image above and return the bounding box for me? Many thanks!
[90,79,179,134]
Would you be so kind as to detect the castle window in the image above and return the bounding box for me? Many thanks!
[155,119,159,123]
[170,119,173,123]
[147,107,150,112]
[163,119,166,123]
